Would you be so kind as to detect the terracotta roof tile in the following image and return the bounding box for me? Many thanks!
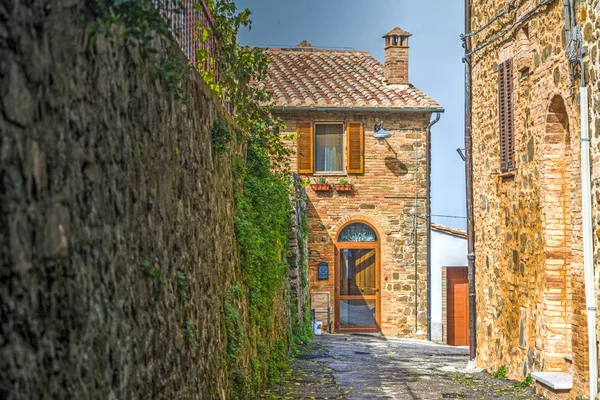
[262,47,441,110]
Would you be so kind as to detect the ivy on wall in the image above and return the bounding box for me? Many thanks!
[89,1,310,398]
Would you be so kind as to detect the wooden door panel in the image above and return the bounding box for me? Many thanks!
[447,267,469,346]
[335,247,380,332]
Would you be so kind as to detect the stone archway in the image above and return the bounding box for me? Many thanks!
[541,95,572,371]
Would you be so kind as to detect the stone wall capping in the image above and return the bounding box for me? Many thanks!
[531,372,573,390]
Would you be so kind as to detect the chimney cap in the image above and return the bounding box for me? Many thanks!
[382,27,412,38]
[297,40,314,48]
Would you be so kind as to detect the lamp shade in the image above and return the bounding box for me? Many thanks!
[372,127,392,140]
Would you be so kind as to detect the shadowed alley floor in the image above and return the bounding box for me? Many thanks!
[264,335,540,399]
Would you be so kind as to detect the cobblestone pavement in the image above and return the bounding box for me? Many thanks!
[264,335,540,399]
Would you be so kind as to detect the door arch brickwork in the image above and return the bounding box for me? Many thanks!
[540,95,573,372]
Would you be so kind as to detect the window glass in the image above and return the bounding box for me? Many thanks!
[338,223,377,242]
[315,123,343,172]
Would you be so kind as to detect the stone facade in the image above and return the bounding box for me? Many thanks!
[276,110,431,338]
[0,2,306,399]
[469,0,589,397]
[580,0,600,395]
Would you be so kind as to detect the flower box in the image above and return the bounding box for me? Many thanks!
[334,184,353,192]
[311,183,331,192]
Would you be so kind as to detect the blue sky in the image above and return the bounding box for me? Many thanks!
[236,0,467,230]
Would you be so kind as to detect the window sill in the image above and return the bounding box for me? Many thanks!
[313,172,348,177]
[492,169,516,181]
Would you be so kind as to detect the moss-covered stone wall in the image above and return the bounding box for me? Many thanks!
[0,2,308,399]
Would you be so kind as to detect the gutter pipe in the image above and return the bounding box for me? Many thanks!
[426,112,441,342]
[562,0,571,45]
[463,0,477,362]
[565,0,598,395]
[577,44,598,400]
[272,106,445,113]
[580,65,598,400]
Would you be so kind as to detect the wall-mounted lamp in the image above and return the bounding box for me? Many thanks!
[373,121,392,144]
[456,148,466,161]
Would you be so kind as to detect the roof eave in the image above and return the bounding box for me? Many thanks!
[271,106,445,113]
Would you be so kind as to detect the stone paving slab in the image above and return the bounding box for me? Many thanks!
[264,335,541,399]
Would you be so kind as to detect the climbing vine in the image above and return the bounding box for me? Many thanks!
[227,140,293,398]
[90,1,307,398]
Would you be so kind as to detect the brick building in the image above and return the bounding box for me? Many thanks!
[261,29,442,337]
[467,0,595,397]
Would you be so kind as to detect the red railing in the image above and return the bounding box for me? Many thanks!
[156,0,220,84]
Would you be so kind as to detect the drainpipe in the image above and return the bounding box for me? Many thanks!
[562,0,571,45]
[566,0,598,395]
[427,112,441,342]
[579,57,598,399]
[463,0,477,362]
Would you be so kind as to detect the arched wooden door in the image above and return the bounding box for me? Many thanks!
[334,222,381,332]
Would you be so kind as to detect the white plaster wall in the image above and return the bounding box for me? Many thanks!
[430,230,468,342]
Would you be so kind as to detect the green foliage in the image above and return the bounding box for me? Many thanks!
[176,271,195,302]
[90,0,171,48]
[224,284,244,363]
[90,0,188,99]
[289,206,313,355]
[266,340,291,384]
[147,45,188,100]
[513,373,534,388]
[234,143,290,324]
[494,365,508,379]
[338,178,349,185]
[212,120,234,155]
[315,176,327,185]
[225,133,300,397]
[184,321,199,349]
[209,0,290,170]
[90,1,306,397]
[140,259,161,282]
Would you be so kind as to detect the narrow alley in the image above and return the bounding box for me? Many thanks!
[265,336,539,399]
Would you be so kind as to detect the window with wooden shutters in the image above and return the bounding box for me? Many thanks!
[498,59,514,172]
[346,122,364,174]
[315,123,344,172]
[297,121,313,174]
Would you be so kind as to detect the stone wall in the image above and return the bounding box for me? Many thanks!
[289,174,310,329]
[580,0,600,394]
[469,0,588,396]
[276,110,430,338]
[0,2,304,399]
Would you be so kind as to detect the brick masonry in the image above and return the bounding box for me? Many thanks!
[276,110,431,338]
[384,43,409,85]
[469,0,588,397]
[580,0,600,395]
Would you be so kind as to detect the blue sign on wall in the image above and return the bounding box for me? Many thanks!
[317,262,329,280]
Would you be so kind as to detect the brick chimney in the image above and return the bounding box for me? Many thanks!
[383,27,412,85]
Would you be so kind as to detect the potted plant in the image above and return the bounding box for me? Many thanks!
[334,178,353,192]
[310,176,331,192]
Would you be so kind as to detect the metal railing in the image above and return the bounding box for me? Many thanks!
[155,0,220,84]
